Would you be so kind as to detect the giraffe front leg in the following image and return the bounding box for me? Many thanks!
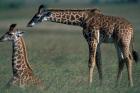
[88,31,99,85]
[96,45,102,85]
[88,41,98,86]
[85,29,100,86]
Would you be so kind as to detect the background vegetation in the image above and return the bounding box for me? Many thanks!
[0,0,140,93]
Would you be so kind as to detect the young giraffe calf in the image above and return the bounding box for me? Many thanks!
[0,24,44,89]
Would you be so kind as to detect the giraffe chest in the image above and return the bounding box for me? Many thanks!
[83,30,114,43]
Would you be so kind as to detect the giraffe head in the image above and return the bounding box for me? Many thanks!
[0,24,24,42]
[27,5,51,27]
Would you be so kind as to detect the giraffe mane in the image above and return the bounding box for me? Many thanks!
[20,37,33,71]
[47,8,101,12]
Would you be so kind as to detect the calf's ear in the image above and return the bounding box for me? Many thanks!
[38,4,45,13]
[9,24,17,31]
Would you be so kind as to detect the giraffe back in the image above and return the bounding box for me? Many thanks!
[84,12,133,43]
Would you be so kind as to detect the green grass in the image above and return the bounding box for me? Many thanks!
[0,3,140,93]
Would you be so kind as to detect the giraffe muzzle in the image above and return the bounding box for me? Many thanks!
[27,24,33,27]
[27,21,36,27]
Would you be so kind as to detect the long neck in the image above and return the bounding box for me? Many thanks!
[12,37,32,77]
[47,9,88,26]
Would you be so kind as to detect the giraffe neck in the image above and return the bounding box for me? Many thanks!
[12,37,32,77]
[47,9,88,26]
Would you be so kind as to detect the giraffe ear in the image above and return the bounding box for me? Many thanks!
[45,11,51,16]
[38,4,45,13]
[17,31,24,37]
[90,9,102,14]
[9,24,17,31]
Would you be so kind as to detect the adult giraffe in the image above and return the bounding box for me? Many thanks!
[27,5,138,87]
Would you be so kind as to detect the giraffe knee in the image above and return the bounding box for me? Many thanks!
[129,53,133,60]
[88,59,96,68]
[123,57,132,64]
[88,63,93,68]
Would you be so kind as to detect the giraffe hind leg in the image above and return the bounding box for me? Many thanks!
[29,76,46,90]
[115,43,125,86]
[125,56,133,87]
[116,59,124,86]
[121,44,133,87]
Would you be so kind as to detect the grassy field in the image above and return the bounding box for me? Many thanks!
[0,3,140,93]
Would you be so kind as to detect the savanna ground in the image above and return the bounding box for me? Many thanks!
[0,3,140,93]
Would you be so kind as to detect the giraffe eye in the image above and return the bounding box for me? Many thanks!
[35,15,41,18]
[36,16,39,18]
[8,33,13,35]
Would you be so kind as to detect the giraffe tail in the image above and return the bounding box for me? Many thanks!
[132,50,139,63]
[131,37,139,63]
